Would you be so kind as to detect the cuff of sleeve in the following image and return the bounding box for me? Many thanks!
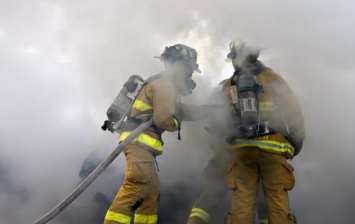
[172,116,181,131]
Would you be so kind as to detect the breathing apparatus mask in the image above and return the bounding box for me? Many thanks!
[155,44,200,96]
[180,71,196,96]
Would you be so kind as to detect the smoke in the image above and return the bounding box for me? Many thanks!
[1,0,355,223]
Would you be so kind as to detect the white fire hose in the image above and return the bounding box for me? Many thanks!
[31,118,153,224]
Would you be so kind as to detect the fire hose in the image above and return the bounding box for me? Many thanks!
[31,118,153,224]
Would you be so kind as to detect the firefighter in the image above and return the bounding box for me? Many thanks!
[103,44,201,224]
[186,85,230,224]
[223,39,305,224]
[186,85,269,224]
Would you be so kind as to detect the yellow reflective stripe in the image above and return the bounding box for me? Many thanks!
[132,99,153,111]
[134,214,157,224]
[189,208,211,223]
[260,101,274,111]
[235,139,294,156]
[173,117,180,130]
[105,210,131,224]
[260,101,273,106]
[259,219,268,223]
[119,132,163,152]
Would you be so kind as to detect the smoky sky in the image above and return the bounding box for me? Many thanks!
[1,0,355,223]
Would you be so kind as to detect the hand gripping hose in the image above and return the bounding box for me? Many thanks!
[31,118,153,224]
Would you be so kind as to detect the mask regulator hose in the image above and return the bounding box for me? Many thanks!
[31,118,154,224]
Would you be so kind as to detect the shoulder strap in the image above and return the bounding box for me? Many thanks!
[251,63,270,76]
[126,74,161,120]
[218,78,228,86]
[143,74,161,86]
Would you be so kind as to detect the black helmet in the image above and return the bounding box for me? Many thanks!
[156,44,201,73]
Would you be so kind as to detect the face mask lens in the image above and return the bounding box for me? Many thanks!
[188,79,196,90]
[183,63,194,76]
[227,51,237,59]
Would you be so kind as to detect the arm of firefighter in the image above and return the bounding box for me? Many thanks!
[152,80,180,132]
[179,104,228,121]
[271,73,305,142]
[179,104,210,121]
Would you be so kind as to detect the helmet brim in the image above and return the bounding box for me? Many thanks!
[154,56,201,73]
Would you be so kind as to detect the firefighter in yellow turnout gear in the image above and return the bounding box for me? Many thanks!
[223,39,305,224]
[186,86,230,224]
[187,83,269,224]
[103,44,201,224]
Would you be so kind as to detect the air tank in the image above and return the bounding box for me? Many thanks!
[106,74,144,123]
[237,72,263,138]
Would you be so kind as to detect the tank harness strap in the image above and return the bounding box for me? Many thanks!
[134,109,154,118]
[154,155,160,172]
[177,94,182,140]
[255,122,276,136]
[126,117,164,138]
[251,63,270,75]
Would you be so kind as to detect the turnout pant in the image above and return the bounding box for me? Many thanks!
[187,155,229,224]
[226,147,297,224]
[104,145,159,224]
[187,149,270,224]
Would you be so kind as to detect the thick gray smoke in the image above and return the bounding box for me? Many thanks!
[1,0,355,223]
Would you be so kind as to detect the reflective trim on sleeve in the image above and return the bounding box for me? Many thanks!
[134,214,158,224]
[133,99,153,111]
[105,210,131,224]
[235,139,294,157]
[119,131,163,152]
[173,117,180,130]
[189,208,211,223]
[259,219,268,223]
[260,101,274,111]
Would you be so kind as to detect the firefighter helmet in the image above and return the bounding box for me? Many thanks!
[156,44,201,73]
[226,39,260,62]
